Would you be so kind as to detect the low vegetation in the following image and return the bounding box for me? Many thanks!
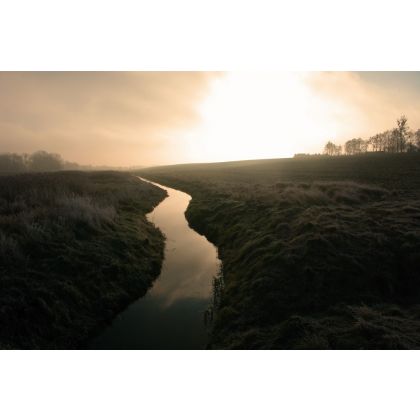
[0,171,166,349]
[139,153,420,349]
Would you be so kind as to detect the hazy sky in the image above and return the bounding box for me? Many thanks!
[0,71,419,166]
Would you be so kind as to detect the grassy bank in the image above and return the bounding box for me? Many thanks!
[139,153,420,349]
[0,171,167,349]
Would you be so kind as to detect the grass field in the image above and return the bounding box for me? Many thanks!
[139,153,420,349]
[0,171,166,349]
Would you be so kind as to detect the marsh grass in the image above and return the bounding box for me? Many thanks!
[0,171,167,349]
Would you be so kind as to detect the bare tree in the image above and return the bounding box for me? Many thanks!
[368,134,380,152]
[319,119,420,156]
[344,138,366,155]
[396,115,409,152]
[323,141,336,156]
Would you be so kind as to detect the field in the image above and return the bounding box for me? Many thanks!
[139,153,420,349]
[0,171,166,349]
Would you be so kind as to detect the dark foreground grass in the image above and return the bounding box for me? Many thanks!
[139,153,420,349]
[0,171,166,349]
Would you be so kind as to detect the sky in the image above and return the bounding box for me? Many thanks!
[0,71,419,166]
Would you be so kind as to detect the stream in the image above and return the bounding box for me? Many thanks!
[89,178,221,349]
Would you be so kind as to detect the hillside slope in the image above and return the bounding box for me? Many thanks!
[139,154,420,349]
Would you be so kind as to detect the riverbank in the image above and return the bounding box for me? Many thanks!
[138,153,420,349]
[0,171,167,349]
[89,179,220,349]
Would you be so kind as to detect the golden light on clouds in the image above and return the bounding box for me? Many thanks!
[182,71,420,163]
[0,71,419,166]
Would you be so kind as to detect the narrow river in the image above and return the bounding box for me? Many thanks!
[89,178,221,349]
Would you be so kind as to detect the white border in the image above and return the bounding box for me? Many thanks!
[1,0,419,70]
[0,350,419,420]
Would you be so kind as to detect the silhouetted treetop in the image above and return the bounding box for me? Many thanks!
[322,116,420,156]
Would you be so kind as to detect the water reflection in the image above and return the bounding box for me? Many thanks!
[89,178,221,349]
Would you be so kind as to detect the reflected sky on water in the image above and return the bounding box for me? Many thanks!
[89,179,221,350]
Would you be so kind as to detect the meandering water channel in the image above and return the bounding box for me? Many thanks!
[89,178,221,349]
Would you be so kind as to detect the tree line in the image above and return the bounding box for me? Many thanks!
[324,116,420,156]
[0,151,80,173]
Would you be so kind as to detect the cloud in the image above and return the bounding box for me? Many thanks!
[1,71,419,165]
[0,72,219,165]
[306,72,420,139]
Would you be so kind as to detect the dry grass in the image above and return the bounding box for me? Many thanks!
[0,171,167,349]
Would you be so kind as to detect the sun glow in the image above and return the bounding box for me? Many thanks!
[181,72,354,163]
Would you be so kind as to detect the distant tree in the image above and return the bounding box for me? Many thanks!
[405,130,416,152]
[369,130,399,153]
[361,139,369,153]
[373,130,393,153]
[414,129,420,150]
[388,128,400,153]
[324,141,337,156]
[396,115,409,152]
[344,140,353,155]
[27,151,63,172]
[344,138,366,155]
[334,144,342,156]
[406,141,417,153]
[321,118,419,156]
[368,134,380,152]
[0,153,27,173]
